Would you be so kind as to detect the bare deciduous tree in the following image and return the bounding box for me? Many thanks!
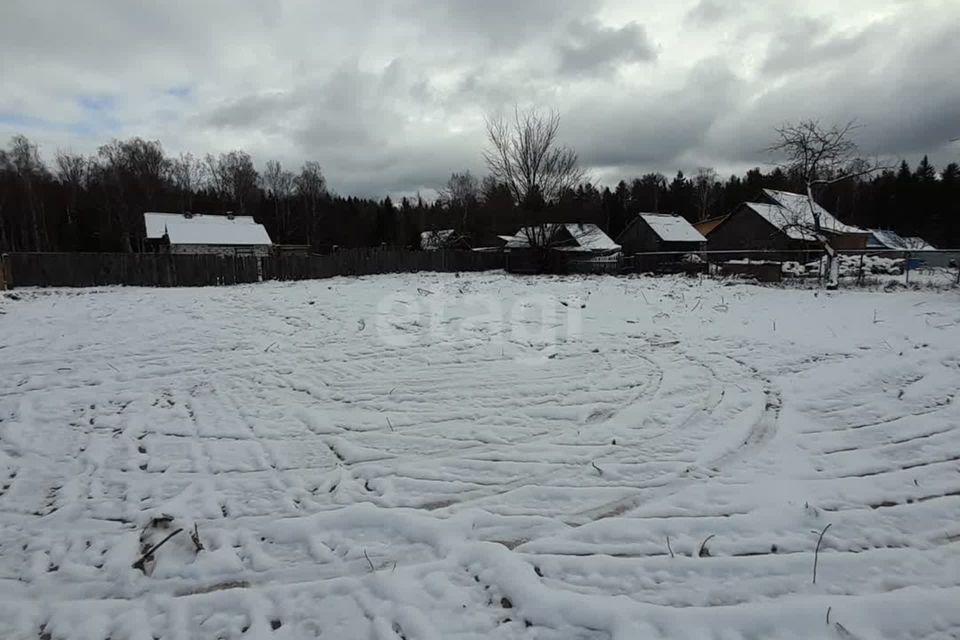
[768,119,886,288]
[483,107,585,249]
[8,135,50,251]
[205,151,259,215]
[263,160,296,241]
[692,167,718,221]
[294,161,327,246]
[168,153,206,212]
[438,171,480,232]
[54,150,87,229]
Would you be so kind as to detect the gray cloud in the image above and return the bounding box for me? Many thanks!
[685,0,740,27]
[557,19,656,75]
[1,0,958,197]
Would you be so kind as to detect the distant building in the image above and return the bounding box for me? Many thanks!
[502,223,621,274]
[617,213,706,255]
[144,212,273,257]
[420,229,471,251]
[707,189,871,255]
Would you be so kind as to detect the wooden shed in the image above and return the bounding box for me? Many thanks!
[617,213,706,255]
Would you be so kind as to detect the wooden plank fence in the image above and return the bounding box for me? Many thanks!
[2,249,506,289]
[0,253,9,290]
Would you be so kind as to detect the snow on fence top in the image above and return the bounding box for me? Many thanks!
[639,213,706,243]
[144,212,273,246]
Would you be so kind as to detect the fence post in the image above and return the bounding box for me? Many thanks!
[0,253,9,290]
[904,251,911,285]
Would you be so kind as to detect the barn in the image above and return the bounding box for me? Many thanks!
[143,212,273,257]
[707,189,870,257]
[617,213,706,255]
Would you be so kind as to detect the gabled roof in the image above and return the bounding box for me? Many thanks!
[743,202,819,241]
[144,212,272,246]
[505,223,620,252]
[761,189,868,236]
[638,213,706,243]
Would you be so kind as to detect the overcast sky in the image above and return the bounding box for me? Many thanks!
[2,0,959,198]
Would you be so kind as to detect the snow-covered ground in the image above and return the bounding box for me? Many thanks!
[1,274,959,639]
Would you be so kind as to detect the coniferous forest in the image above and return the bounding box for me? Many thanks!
[1,133,958,254]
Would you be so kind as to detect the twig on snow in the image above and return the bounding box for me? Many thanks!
[133,528,184,572]
[591,461,603,476]
[698,534,715,557]
[190,523,204,552]
[813,523,833,584]
[826,606,832,625]
[666,536,675,558]
[364,548,375,573]
[386,417,394,432]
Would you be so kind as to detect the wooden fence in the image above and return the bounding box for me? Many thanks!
[2,249,505,289]
[0,253,9,290]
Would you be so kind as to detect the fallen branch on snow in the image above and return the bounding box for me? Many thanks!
[190,523,204,552]
[133,528,183,573]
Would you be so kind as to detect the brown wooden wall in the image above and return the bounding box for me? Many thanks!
[4,249,505,289]
[706,205,794,257]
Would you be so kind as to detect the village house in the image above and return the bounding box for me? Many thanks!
[143,212,273,257]
[706,189,871,257]
[502,223,620,274]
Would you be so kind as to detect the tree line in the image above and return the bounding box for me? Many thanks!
[1,132,958,254]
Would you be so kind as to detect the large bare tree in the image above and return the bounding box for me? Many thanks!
[54,150,87,230]
[263,160,296,241]
[484,107,584,248]
[438,171,480,233]
[168,152,206,212]
[768,119,884,287]
[205,151,259,215]
[692,167,718,221]
[294,161,327,246]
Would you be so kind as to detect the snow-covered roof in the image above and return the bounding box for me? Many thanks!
[902,236,936,251]
[744,203,818,241]
[420,229,456,250]
[144,212,272,246]
[639,213,706,243]
[505,224,620,252]
[868,229,910,250]
[761,190,868,236]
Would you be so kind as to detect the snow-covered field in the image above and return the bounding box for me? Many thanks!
[1,274,959,639]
